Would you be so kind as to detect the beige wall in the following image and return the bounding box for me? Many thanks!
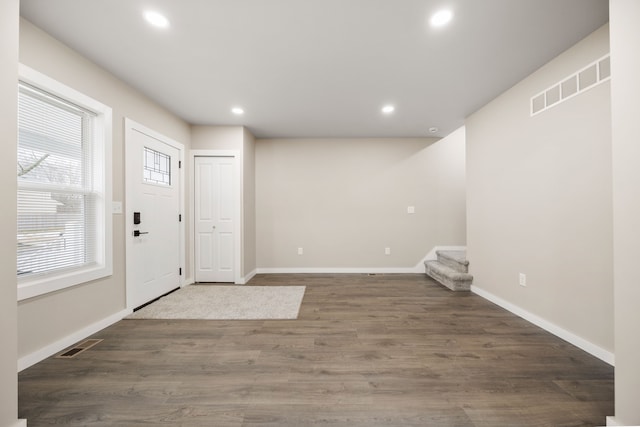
[466,25,613,355]
[190,125,256,279]
[1,1,19,425]
[191,126,244,151]
[610,1,640,423]
[255,135,466,269]
[18,20,191,361]
[242,128,257,275]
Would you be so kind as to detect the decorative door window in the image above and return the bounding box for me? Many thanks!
[143,147,171,186]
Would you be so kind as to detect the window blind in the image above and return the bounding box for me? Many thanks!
[17,82,98,277]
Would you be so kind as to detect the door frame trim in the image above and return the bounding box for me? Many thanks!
[124,118,186,310]
[190,150,242,284]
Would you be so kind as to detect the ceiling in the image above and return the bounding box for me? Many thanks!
[19,0,609,139]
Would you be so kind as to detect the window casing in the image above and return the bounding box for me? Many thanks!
[17,64,112,301]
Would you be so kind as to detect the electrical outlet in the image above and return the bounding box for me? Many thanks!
[519,273,527,287]
[298,247,303,255]
[385,247,391,255]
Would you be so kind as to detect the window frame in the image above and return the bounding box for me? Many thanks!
[17,64,113,301]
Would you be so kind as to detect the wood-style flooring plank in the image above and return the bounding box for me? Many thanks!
[19,274,613,426]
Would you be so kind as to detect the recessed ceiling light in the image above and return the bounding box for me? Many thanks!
[382,105,395,114]
[430,10,453,27]
[428,127,439,133]
[144,10,170,28]
[231,107,245,115]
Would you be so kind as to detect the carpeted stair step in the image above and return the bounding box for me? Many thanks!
[436,250,469,273]
[424,259,473,292]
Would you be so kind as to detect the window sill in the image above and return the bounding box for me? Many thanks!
[17,263,112,301]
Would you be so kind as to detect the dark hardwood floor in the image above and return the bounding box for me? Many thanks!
[19,274,614,426]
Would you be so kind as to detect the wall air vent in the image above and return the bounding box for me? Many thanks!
[55,339,103,359]
[531,54,610,116]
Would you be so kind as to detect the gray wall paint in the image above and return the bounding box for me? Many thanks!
[1,1,19,425]
[610,1,640,423]
[18,20,191,360]
[466,25,613,354]
[255,133,466,269]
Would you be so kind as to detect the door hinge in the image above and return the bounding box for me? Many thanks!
[179,267,182,276]
[179,160,182,168]
[179,214,182,222]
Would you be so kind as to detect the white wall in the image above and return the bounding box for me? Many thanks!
[255,134,466,270]
[0,1,19,425]
[18,20,191,364]
[466,25,613,358]
[610,1,640,424]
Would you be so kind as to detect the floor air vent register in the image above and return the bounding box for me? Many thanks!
[55,339,103,359]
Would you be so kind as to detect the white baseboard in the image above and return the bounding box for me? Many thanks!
[18,308,130,372]
[11,420,27,427]
[606,416,621,426]
[239,269,257,284]
[256,267,418,274]
[183,276,195,287]
[471,285,615,366]
[255,246,467,275]
[605,416,640,426]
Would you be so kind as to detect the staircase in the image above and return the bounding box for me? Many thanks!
[424,250,473,291]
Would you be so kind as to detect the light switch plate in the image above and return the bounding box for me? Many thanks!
[112,201,123,214]
[407,206,415,214]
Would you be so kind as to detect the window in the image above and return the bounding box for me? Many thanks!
[143,146,171,185]
[17,64,112,301]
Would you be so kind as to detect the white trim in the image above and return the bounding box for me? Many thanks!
[604,416,639,426]
[263,246,471,275]
[239,269,257,284]
[18,308,129,372]
[190,150,243,284]
[11,420,27,427]
[124,118,186,311]
[257,267,419,274]
[255,246,467,275]
[17,64,113,301]
[605,416,621,426]
[19,63,107,113]
[471,285,615,366]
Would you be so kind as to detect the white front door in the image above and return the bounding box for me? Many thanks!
[194,156,236,282]
[126,122,181,308]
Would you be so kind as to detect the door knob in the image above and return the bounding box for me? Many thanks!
[132,230,149,237]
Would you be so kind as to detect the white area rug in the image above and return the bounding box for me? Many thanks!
[127,285,306,320]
